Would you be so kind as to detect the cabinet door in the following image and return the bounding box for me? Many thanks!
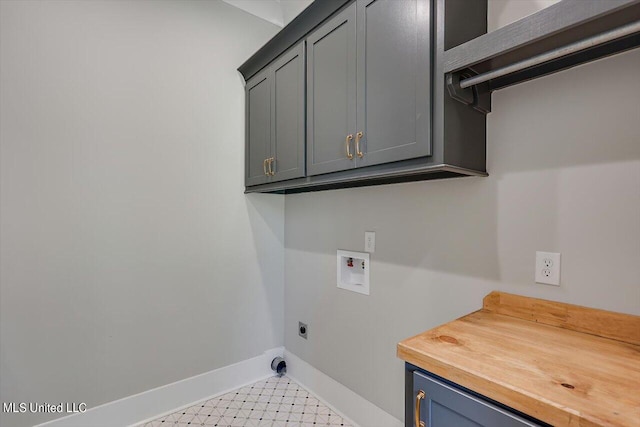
[307,3,357,176]
[356,0,431,168]
[245,70,271,186]
[270,42,305,182]
[413,372,541,427]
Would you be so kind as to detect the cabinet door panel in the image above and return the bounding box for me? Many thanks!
[271,42,305,182]
[245,71,271,186]
[356,0,431,168]
[413,372,541,427]
[307,4,357,176]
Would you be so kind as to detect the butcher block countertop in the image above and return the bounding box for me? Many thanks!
[397,292,640,427]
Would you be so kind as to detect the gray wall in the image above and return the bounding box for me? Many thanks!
[284,0,640,422]
[0,2,282,426]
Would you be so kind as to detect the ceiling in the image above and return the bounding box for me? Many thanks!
[222,0,314,27]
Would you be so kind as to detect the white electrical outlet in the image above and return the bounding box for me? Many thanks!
[535,251,561,286]
[364,231,375,253]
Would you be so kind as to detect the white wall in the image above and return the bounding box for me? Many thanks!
[0,2,282,426]
[221,0,313,27]
[284,0,640,422]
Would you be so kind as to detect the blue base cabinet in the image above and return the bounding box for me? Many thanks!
[406,364,547,427]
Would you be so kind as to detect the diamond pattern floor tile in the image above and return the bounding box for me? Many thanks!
[138,376,352,427]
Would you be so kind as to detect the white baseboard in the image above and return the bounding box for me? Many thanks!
[35,347,401,427]
[284,350,403,427]
[35,347,284,427]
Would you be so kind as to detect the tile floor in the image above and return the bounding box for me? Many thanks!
[139,375,353,427]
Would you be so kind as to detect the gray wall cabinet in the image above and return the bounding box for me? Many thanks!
[355,0,431,168]
[307,0,431,176]
[245,42,305,186]
[306,4,357,176]
[407,366,546,427]
[240,0,488,193]
[245,69,271,187]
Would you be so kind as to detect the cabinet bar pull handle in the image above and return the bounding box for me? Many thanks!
[355,131,364,158]
[415,390,425,427]
[268,157,275,176]
[263,158,269,176]
[346,134,354,159]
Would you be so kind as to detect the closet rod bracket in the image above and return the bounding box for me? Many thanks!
[446,70,492,114]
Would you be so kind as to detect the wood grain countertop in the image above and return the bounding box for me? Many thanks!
[397,292,640,427]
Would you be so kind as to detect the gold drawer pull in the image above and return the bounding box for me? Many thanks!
[355,131,364,158]
[263,158,269,176]
[415,390,425,427]
[346,134,354,159]
[268,157,275,176]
